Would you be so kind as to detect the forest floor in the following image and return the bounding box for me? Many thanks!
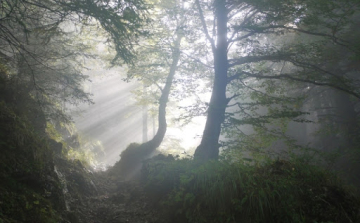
[59,164,163,223]
[53,154,360,223]
[83,174,160,223]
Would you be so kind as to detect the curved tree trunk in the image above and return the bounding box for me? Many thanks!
[115,33,183,179]
[138,33,183,154]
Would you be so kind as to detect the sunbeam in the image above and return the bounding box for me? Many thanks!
[73,68,206,166]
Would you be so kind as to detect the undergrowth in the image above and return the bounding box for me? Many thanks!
[142,156,360,223]
[0,101,61,223]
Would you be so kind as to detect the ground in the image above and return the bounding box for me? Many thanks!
[55,159,163,223]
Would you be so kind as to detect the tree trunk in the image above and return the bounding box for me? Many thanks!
[139,33,183,155]
[115,33,183,178]
[142,84,148,142]
[194,0,228,160]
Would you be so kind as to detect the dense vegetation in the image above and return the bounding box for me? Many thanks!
[142,156,360,223]
[1,0,360,222]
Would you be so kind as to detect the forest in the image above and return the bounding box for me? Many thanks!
[1,0,360,222]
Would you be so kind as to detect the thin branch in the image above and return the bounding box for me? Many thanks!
[238,78,289,102]
[228,4,252,20]
[241,71,360,99]
[195,0,216,52]
[228,8,258,43]
[288,59,346,84]
[226,93,240,103]
[240,25,350,47]
[142,75,164,93]
[182,51,214,69]
[228,31,257,44]
[228,54,293,68]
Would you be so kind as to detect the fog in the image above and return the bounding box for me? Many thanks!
[72,66,206,166]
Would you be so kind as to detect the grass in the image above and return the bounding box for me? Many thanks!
[142,155,360,223]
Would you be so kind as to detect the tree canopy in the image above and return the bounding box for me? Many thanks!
[1,0,360,163]
[0,0,148,121]
[190,0,360,160]
[1,0,360,222]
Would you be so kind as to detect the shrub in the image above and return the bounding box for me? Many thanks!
[142,156,360,223]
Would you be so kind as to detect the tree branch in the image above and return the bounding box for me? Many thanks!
[195,0,216,52]
[240,71,360,99]
[182,51,214,69]
[228,54,293,68]
[239,25,350,47]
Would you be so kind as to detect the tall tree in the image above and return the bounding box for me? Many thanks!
[113,0,187,178]
[193,0,229,160]
[193,0,360,160]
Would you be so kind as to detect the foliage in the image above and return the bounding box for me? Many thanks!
[109,143,145,179]
[190,0,360,159]
[61,0,150,64]
[0,101,52,177]
[0,101,62,222]
[0,67,102,222]
[0,0,149,123]
[224,72,310,155]
[0,180,59,223]
[45,121,105,168]
[0,1,150,220]
[143,155,360,223]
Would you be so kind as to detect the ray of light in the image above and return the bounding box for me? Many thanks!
[73,67,207,167]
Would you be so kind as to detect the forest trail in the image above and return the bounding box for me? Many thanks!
[63,169,161,223]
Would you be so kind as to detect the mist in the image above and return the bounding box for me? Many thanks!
[73,66,206,166]
[1,0,360,222]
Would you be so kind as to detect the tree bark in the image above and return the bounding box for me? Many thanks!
[194,0,228,160]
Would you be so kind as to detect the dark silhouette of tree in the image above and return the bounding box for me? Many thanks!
[112,0,192,179]
[193,0,360,160]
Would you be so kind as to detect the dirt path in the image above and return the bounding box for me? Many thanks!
[68,171,162,223]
